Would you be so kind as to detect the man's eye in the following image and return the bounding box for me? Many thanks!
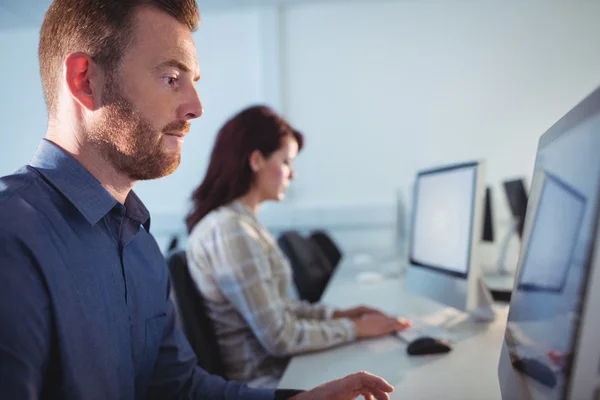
[164,77,178,86]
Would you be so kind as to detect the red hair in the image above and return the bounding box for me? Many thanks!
[186,105,304,233]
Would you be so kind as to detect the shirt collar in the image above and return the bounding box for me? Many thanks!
[30,139,150,230]
[230,199,258,221]
[124,190,151,231]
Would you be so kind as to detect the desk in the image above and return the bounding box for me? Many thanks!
[278,258,509,399]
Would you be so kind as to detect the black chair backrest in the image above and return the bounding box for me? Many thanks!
[166,235,179,253]
[166,250,225,377]
[309,230,342,268]
[277,231,334,303]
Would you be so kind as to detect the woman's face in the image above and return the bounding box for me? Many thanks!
[253,136,299,202]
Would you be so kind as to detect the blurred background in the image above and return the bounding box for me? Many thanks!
[1,0,599,264]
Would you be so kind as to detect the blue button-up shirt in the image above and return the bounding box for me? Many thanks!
[0,140,276,400]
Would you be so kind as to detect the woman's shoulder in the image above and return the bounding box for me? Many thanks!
[188,203,276,260]
[189,203,265,240]
[189,205,235,237]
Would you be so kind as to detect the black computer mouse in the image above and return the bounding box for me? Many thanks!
[406,337,453,356]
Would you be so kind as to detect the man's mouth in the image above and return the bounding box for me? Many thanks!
[164,132,185,138]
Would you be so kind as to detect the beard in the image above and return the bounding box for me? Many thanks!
[88,75,190,181]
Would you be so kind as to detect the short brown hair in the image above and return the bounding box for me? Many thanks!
[39,0,200,115]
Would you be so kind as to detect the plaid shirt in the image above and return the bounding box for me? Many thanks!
[186,200,355,385]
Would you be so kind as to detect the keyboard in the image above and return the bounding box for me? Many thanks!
[396,326,423,343]
[396,308,467,343]
[396,321,445,343]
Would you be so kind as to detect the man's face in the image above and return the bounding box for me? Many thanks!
[89,6,202,181]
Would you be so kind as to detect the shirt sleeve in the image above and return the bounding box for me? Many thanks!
[0,233,52,399]
[284,299,334,320]
[146,276,276,400]
[274,389,305,399]
[189,216,355,358]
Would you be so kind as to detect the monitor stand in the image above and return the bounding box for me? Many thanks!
[483,218,519,296]
[471,276,496,322]
[483,274,516,292]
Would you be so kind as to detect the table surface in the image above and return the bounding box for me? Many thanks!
[278,256,509,399]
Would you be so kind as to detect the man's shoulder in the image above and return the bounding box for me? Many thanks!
[0,166,37,198]
[0,166,50,235]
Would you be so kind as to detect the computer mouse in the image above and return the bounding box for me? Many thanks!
[406,336,453,356]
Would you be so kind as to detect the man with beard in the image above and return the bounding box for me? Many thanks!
[0,0,396,399]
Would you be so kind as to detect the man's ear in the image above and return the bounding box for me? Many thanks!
[249,150,265,172]
[63,52,103,111]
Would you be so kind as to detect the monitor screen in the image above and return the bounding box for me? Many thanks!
[410,163,477,278]
[504,110,600,397]
[517,174,586,293]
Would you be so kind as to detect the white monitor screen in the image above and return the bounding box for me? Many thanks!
[410,163,477,277]
[518,174,586,292]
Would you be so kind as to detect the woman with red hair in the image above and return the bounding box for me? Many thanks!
[185,105,409,387]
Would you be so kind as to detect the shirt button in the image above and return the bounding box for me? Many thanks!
[112,205,125,216]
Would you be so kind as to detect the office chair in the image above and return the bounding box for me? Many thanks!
[277,231,334,303]
[166,250,226,377]
[165,235,179,253]
[309,230,343,268]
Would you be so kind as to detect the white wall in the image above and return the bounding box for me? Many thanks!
[282,0,600,217]
[0,28,49,177]
[1,1,600,257]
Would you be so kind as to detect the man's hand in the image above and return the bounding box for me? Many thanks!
[332,305,385,320]
[354,314,411,339]
[291,371,394,400]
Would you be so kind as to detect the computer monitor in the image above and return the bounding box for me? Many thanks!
[485,179,529,293]
[406,161,494,320]
[482,186,495,242]
[498,85,600,400]
[503,178,528,239]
